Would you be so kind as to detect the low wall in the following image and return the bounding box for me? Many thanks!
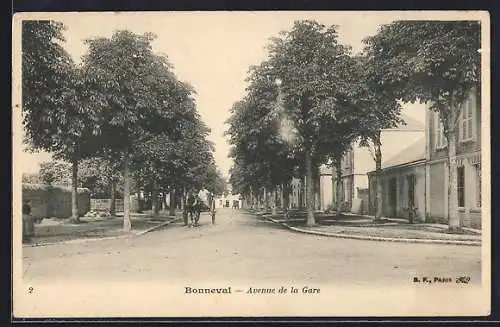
[90,199,124,211]
[22,183,90,219]
[90,195,140,213]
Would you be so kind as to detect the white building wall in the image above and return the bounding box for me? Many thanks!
[214,194,242,209]
[320,174,333,211]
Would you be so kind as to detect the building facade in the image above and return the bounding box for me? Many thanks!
[367,88,482,229]
[334,112,425,213]
[367,137,426,221]
[425,88,481,228]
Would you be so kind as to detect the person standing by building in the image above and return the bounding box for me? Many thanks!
[22,200,34,242]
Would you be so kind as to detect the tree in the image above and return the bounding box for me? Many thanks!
[22,20,101,222]
[22,21,71,134]
[226,86,296,214]
[38,160,72,186]
[82,31,176,231]
[262,20,354,225]
[204,167,227,196]
[347,54,404,221]
[364,21,480,230]
[22,173,41,184]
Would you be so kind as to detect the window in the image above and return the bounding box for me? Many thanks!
[475,164,481,208]
[343,179,351,202]
[459,97,474,142]
[342,150,351,168]
[457,166,465,207]
[435,112,447,149]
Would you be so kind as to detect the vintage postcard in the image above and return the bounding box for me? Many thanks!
[12,11,490,318]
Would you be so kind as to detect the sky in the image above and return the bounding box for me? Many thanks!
[17,11,429,176]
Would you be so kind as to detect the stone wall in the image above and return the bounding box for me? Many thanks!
[22,183,90,219]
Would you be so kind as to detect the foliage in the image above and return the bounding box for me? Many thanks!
[81,31,173,156]
[22,173,41,184]
[363,20,480,130]
[264,20,354,152]
[78,157,123,198]
[21,20,72,150]
[204,168,227,196]
[38,160,72,185]
[226,20,359,223]
[363,20,481,228]
[22,20,101,162]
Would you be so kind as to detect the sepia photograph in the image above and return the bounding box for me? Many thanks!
[12,11,490,318]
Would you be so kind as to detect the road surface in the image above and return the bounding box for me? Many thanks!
[22,208,482,286]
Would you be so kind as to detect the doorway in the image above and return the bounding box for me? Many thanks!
[388,178,397,217]
[407,174,416,223]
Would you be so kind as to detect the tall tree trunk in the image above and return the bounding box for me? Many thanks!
[271,187,277,215]
[110,179,116,217]
[169,189,176,216]
[182,187,188,225]
[151,180,158,217]
[285,183,291,209]
[263,187,268,211]
[249,187,254,209]
[335,161,343,217]
[305,150,315,226]
[280,184,285,209]
[374,135,383,221]
[123,149,131,231]
[302,175,307,209]
[71,159,79,223]
[447,128,461,231]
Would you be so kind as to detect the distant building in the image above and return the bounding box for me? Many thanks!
[288,165,333,212]
[213,183,242,209]
[334,114,425,214]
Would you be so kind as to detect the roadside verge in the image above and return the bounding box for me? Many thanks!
[22,217,182,248]
[261,215,481,247]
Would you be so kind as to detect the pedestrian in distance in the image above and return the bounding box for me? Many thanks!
[209,193,216,224]
[193,193,202,227]
[186,191,196,227]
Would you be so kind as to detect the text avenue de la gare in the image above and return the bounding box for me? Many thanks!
[184,286,321,294]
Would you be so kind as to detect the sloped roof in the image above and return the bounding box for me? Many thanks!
[380,136,426,170]
[385,114,425,131]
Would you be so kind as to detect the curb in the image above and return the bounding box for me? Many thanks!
[265,217,481,247]
[23,218,181,248]
[341,212,482,235]
[134,218,181,236]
